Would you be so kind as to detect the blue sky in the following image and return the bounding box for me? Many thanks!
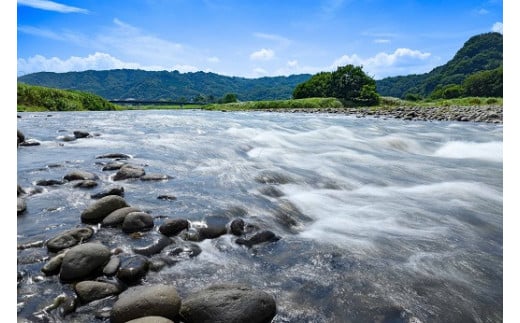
[16,0,503,79]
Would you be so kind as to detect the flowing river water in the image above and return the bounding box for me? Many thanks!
[17,110,503,322]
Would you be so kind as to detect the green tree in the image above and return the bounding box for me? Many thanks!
[462,66,503,97]
[292,72,332,99]
[219,93,238,103]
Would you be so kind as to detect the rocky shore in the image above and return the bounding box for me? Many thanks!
[255,105,503,124]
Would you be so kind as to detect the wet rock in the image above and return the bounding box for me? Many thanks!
[17,197,27,214]
[59,242,111,282]
[41,252,66,276]
[59,135,77,142]
[229,218,245,236]
[125,316,175,323]
[116,255,150,285]
[163,242,202,259]
[19,139,41,146]
[179,284,276,323]
[157,195,177,201]
[46,227,94,252]
[36,179,65,186]
[235,230,280,248]
[91,186,125,199]
[81,195,130,224]
[159,219,189,237]
[101,161,126,171]
[110,284,181,323]
[73,180,98,188]
[140,173,172,181]
[113,164,146,181]
[17,184,26,196]
[17,129,25,145]
[122,212,154,233]
[96,153,132,160]
[273,200,312,232]
[74,280,122,303]
[57,294,78,317]
[101,206,141,227]
[133,236,173,256]
[103,255,121,276]
[63,170,98,181]
[73,130,90,139]
[255,170,293,184]
[258,185,285,197]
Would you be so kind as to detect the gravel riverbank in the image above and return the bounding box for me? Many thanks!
[256,105,503,124]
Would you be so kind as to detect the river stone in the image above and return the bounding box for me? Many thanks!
[59,242,111,282]
[64,170,98,181]
[235,230,280,248]
[133,236,173,256]
[19,139,41,146]
[91,186,125,199]
[73,180,98,188]
[18,184,26,196]
[140,173,172,181]
[159,219,189,237]
[125,316,175,323]
[229,218,245,236]
[110,284,181,323]
[46,227,94,253]
[258,185,285,197]
[41,252,66,275]
[17,129,25,145]
[80,195,129,224]
[122,212,154,233]
[17,197,26,214]
[73,130,90,139]
[36,179,65,186]
[113,164,146,181]
[254,170,293,184]
[116,255,149,284]
[102,161,126,171]
[96,153,132,160]
[179,284,277,323]
[103,255,121,276]
[101,206,141,227]
[74,280,122,303]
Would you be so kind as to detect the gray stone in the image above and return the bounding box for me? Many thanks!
[125,316,174,323]
[64,170,98,181]
[59,242,111,282]
[101,206,141,227]
[159,219,189,237]
[80,195,129,224]
[46,227,94,253]
[122,212,154,233]
[74,280,122,303]
[113,164,145,181]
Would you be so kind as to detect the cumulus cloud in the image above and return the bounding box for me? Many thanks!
[250,48,275,61]
[332,48,433,79]
[17,52,171,76]
[492,22,503,34]
[17,0,89,14]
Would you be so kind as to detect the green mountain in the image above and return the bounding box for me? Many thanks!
[375,32,503,98]
[17,69,312,102]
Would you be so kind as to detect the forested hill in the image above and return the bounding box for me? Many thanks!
[376,32,503,99]
[17,69,312,102]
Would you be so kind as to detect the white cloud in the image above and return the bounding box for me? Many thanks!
[18,25,65,40]
[17,0,89,14]
[332,48,433,79]
[287,60,298,67]
[374,39,391,44]
[250,48,275,61]
[17,52,169,76]
[492,22,503,34]
[253,67,268,76]
[171,64,199,73]
[253,32,291,47]
[207,56,220,63]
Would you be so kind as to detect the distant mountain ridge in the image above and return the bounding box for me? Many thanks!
[375,32,503,98]
[17,69,312,102]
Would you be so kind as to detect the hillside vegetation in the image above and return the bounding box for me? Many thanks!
[376,32,503,99]
[17,83,117,112]
[17,70,311,102]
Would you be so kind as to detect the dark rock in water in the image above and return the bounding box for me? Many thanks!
[17,184,26,196]
[41,253,66,276]
[157,195,177,201]
[17,129,25,145]
[273,200,313,232]
[258,185,285,197]
[116,255,150,285]
[58,294,78,317]
[113,164,146,181]
[46,227,94,252]
[59,242,111,282]
[81,195,130,224]
[60,135,77,142]
[101,161,126,171]
[102,206,141,227]
[159,219,189,237]
[125,316,175,323]
[73,180,98,188]
[235,230,280,248]
[64,170,98,181]
[197,225,227,241]
[140,173,172,181]
[110,284,181,323]
[179,284,277,323]
[164,242,202,259]
[73,130,90,139]
[133,236,173,256]
[17,240,45,250]
[103,255,121,276]
[91,186,125,199]
[74,280,122,304]
[36,179,65,186]
[122,212,154,233]
[230,218,245,236]
[96,153,132,160]
[255,170,293,184]
[17,197,27,214]
[19,139,41,146]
